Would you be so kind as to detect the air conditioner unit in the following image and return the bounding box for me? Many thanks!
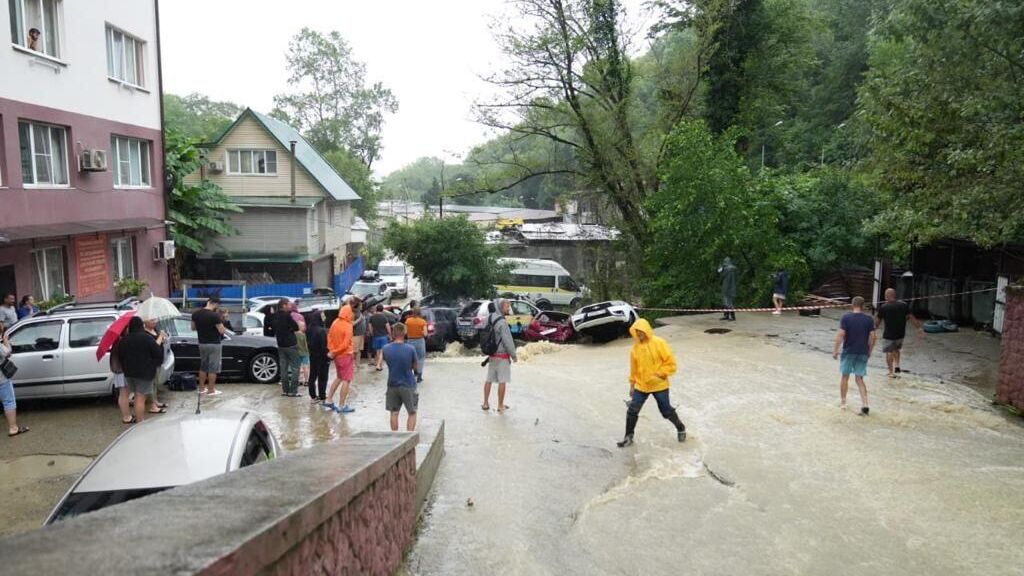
[80,149,108,172]
[153,240,176,261]
[207,161,224,173]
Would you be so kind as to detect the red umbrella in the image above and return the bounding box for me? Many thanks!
[95,310,136,361]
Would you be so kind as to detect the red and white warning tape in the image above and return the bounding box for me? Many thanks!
[636,287,998,315]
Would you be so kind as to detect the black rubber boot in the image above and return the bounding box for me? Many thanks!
[616,434,635,448]
[666,412,686,442]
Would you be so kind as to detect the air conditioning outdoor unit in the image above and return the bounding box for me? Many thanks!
[207,161,224,173]
[153,240,176,261]
[80,149,108,172]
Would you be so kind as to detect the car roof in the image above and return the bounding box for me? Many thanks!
[23,309,126,320]
[74,411,256,492]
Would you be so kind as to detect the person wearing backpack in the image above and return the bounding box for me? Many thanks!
[481,298,517,413]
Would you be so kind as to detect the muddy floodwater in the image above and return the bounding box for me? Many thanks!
[403,312,1024,576]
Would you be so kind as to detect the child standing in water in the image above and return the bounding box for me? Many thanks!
[617,319,686,447]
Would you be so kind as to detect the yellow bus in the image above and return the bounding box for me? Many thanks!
[495,258,585,310]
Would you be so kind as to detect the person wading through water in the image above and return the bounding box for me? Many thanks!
[617,319,686,447]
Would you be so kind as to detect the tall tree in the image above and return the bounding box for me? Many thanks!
[163,93,243,141]
[860,0,1024,251]
[703,0,763,135]
[272,28,398,169]
[323,149,377,220]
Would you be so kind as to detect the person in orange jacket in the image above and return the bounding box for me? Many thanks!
[617,319,686,447]
[325,304,356,413]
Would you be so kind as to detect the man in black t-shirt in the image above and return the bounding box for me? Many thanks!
[875,288,923,378]
[191,297,226,396]
[265,299,301,396]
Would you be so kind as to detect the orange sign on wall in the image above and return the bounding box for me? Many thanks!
[74,234,110,299]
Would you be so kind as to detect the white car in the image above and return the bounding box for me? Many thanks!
[45,410,280,525]
[571,300,638,343]
[378,260,409,297]
[349,280,392,305]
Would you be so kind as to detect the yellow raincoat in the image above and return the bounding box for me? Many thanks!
[629,319,678,393]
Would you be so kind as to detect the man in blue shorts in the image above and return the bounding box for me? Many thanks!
[833,296,876,415]
[369,305,393,372]
[382,323,419,431]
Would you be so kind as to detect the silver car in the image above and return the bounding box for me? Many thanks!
[45,410,280,524]
[5,304,170,400]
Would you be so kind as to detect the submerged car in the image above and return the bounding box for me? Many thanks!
[524,311,576,344]
[45,411,280,525]
[571,301,638,343]
[456,299,539,346]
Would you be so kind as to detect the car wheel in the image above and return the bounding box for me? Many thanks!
[569,298,582,310]
[249,351,279,384]
[536,300,553,311]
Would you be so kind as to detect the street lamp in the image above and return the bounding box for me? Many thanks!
[761,120,784,170]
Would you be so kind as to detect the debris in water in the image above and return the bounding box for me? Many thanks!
[517,341,565,362]
[703,463,736,487]
[704,328,732,335]
[466,497,475,508]
[534,418,539,426]
[47,460,55,466]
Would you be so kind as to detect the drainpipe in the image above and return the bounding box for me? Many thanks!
[289,140,297,204]
[154,0,171,294]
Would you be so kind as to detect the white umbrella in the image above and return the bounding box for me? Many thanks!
[137,296,179,321]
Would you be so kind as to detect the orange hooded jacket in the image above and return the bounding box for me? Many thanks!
[328,305,354,357]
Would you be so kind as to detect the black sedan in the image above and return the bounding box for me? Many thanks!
[165,315,279,384]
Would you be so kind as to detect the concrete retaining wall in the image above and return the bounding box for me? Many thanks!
[0,431,426,576]
[997,286,1024,411]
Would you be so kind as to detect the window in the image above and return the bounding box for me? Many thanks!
[18,121,68,186]
[9,0,60,58]
[510,274,555,289]
[105,25,145,86]
[170,317,197,338]
[226,149,277,175]
[558,276,579,292]
[111,136,151,187]
[111,237,135,280]
[31,246,65,299]
[9,320,62,354]
[243,315,262,330]
[68,317,114,348]
[511,301,536,316]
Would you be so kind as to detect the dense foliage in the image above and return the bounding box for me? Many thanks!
[165,129,241,254]
[163,93,243,142]
[383,217,507,300]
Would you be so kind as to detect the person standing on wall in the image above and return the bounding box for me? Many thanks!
[404,308,428,384]
[875,288,924,378]
[266,299,301,397]
[718,257,738,321]
[191,297,225,397]
[833,296,877,415]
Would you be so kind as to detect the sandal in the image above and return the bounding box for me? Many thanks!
[8,426,29,437]
[122,416,137,424]
[155,402,168,409]
[147,407,167,414]
[481,404,490,411]
[497,405,510,413]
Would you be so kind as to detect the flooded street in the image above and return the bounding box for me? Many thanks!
[404,313,1024,576]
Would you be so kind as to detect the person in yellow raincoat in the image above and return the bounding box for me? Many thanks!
[617,319,686,447]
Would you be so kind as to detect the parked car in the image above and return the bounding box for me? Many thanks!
[524,311,576,344]
[5,305,170,401]
[571,300,638,343]
[456,299,540,347]
[378,260,409,297]
[44,410,280,525]
[349,279,392,306]
[166,314,279,384]
[237,312,267,337]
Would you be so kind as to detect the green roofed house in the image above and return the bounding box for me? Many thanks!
[185,109,361,285]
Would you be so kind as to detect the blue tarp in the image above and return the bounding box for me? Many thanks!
[335,257,365,295]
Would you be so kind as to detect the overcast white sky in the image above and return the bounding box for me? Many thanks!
[159,0,652,176]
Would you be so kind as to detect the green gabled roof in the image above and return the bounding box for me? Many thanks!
[210,109,361,202]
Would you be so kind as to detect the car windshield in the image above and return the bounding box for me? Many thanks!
[49,487,170,524]
[378,265,405,276]
[351,283,380,297]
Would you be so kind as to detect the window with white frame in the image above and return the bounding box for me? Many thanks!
[18,120,68,186]
[111,136,151,187]
[31,246,65,299]
[105,25,145,87]
[8,0,61,58]
[111,237,135,280]
[226,149,277,175]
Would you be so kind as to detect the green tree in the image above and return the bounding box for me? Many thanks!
[163,93,243,141]
[383,217,507,299]
[645,120,807,307]
[703,0,764,135]
[860,0,1024,252]
[323,148,377,220]
[165,129,242,256]
[272,28,398,168]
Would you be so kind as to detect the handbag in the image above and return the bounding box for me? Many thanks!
[1,357,18,379]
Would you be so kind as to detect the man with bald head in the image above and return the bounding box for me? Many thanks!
[875,288,923,378]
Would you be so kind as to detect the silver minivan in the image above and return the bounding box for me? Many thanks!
[7,305,168,400]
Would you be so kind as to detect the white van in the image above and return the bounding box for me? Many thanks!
[378,259,409,297]
[495,257,585,309]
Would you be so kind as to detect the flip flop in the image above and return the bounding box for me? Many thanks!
[497,405,510,412]
[8,426,29,437]
[147,407,167,414]
[481,404,490,411]
[155,402,168,409]
[122,416,137,424]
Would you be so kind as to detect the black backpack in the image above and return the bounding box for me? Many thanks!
[480,315,502,356]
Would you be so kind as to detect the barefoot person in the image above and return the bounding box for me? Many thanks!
[833,296,877,415]
[616,319,686,447]
[383,323,419,431]
[482,298,517,413]
[325,304,356,413]
[875,288,924,378]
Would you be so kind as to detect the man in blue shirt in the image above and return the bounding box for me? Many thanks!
[833,296,877,415]
[382,323,419,431]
